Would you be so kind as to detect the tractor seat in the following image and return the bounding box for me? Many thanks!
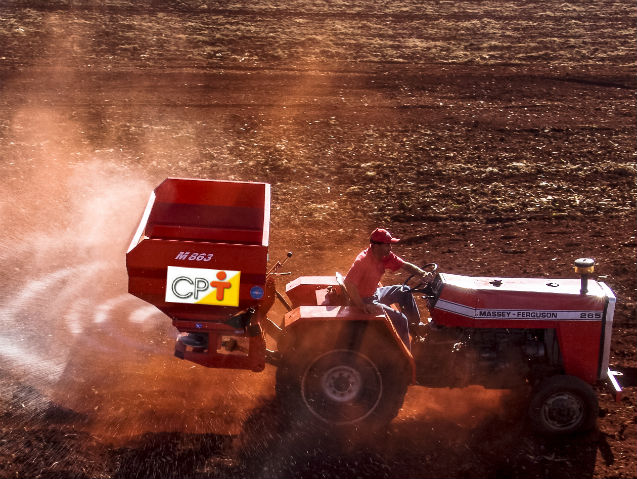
[319,273,352,306]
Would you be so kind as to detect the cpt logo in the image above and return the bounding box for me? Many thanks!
[165,266,241,306]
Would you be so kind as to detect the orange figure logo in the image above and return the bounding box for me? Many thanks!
[210,271,232,301]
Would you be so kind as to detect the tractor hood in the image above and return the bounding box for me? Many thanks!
[429,272,617,384]
[432,273,614,323]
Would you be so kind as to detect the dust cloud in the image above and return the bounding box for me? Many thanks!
[399,384,513,428]
[0,13,274,442]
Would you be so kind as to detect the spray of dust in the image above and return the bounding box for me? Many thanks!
[0,12,274,442]
[399,385,513,427]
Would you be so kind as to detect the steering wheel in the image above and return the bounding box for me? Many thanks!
[401,262,438,293]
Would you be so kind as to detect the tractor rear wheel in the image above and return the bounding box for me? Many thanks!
[528,374,598,435]
[276,337,408,432]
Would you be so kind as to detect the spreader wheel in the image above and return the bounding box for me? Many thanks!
[528,374,598,435]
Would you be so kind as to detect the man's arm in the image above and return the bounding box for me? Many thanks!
[343,277,378,314]
[401,261,430,278]
[343,277,365,309]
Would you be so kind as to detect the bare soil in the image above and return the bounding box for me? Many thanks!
[0,1,635,478]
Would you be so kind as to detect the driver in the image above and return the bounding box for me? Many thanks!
[344,228,431,348]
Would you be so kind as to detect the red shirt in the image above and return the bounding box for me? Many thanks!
[345,247,404,298]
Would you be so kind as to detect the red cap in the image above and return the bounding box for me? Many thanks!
[370,228,400,244]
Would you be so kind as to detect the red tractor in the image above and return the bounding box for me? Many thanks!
[126,178,622,435]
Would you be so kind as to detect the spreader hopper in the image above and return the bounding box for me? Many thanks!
[126,178,270,370]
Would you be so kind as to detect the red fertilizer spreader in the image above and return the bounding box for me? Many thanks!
[126,178,270,371]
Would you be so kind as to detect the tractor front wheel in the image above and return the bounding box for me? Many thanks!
[528,374,598,435]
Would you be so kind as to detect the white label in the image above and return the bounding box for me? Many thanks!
[165,266,241,306]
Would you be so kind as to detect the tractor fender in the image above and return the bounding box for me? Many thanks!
[279,305,415,383]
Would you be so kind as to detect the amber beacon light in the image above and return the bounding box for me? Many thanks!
[574,258,595,295]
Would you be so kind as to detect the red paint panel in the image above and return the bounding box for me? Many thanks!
[557,322,602,383]
[156,178,269,208]
[283,305,416,382]
[285,276,339,307]
[149,224,263,244]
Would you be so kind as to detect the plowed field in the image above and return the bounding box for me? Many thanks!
[0,1,635,478]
